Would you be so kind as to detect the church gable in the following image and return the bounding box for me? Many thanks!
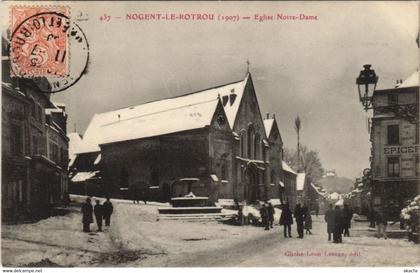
[233,74,266,138]
[210,99,231,132]
[267,118,283,145]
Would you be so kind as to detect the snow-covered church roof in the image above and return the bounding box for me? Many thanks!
[76,74,249,154]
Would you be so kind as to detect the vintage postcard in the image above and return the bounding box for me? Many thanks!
[1,1,419,270]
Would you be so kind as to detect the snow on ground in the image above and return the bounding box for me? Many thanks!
[2,195,420,267]
[1,207,115,266]
[238,218,420,267]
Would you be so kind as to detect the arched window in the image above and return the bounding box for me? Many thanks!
[271,170,276,185]
[254,133,260,160]
[220,154,229,181]
[247,125,254,158]
[221,162,227,180]
[240,133,245,157]
[119,167,129,189]
[262,142,267,162]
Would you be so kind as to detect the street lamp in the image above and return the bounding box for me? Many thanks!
[356,64,378,111]
[356,64,418,123]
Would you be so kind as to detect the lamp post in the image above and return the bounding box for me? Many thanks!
[356,64,418,123]
[356,64,378,111]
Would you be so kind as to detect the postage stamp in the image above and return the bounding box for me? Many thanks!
[10,6,70,77]
[9,5,89,93]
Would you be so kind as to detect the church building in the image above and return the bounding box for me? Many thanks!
[72,73,287,204]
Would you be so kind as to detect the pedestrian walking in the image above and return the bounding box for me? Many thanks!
[294,204,306,238]
[375,209,388,239]
[324,204,335,241]
[63,191,71,207]
[234,199,244,225]
[305,211,313,235]
[81,197,93,232]
[279,202,293,238]
[260,203,269,230]
[315,203,319,217]
[102,197,114,226]
[342,204,353,237]
[94,200,104,232]
[333,205,344,243]
[267,202,275,229]
[368,203,376,228]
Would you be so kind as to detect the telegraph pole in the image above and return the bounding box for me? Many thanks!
[295,115,301,172]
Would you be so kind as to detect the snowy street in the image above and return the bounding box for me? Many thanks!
[2,196,419,267]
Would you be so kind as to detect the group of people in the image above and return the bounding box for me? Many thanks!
[324,204,353,243]
[274,201,357,243]
[81,197,114,233]
[279,203,312,239]
[259,202,275,230]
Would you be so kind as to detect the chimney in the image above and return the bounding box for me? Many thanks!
[222,95,229,106]
[266,113,269,119]
[229,89,237,106]
[272,114,276,119]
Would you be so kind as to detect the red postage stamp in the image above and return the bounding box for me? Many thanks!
[10,6,70,77]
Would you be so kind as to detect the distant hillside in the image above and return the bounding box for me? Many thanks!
[316,176,354,194]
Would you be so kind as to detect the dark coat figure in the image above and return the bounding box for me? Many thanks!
[260,204,269,230]
[81,198,93,232]
[305,212,312,234]
[342,204,353,237]
[324,204,335,241]
[63,191,71,207]
[280,203,293,238]
[267,202,275,229]
[314,203,320,217]
[102,198,114,226]
[375,210,388,239]
[368,204,376,228]
[333,206,344,243]
[294,204,306,238]
[94,200,104,232]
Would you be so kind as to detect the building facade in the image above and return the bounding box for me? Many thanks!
[73,73,288,204]
[281,161,297,209]
[2,40,69,222]
[370,72,419,219]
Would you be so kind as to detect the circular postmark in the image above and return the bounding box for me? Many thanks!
[10,11,89,93]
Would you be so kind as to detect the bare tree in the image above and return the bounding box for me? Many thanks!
[284,145,324,183]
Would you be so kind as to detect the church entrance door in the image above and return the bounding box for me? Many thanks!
[245,166,259,204]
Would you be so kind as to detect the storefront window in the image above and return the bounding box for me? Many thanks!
[387,157,400,177]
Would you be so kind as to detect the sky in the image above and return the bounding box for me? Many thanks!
[3,1,418,179]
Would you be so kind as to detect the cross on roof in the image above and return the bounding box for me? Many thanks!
[246,59,250,73]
